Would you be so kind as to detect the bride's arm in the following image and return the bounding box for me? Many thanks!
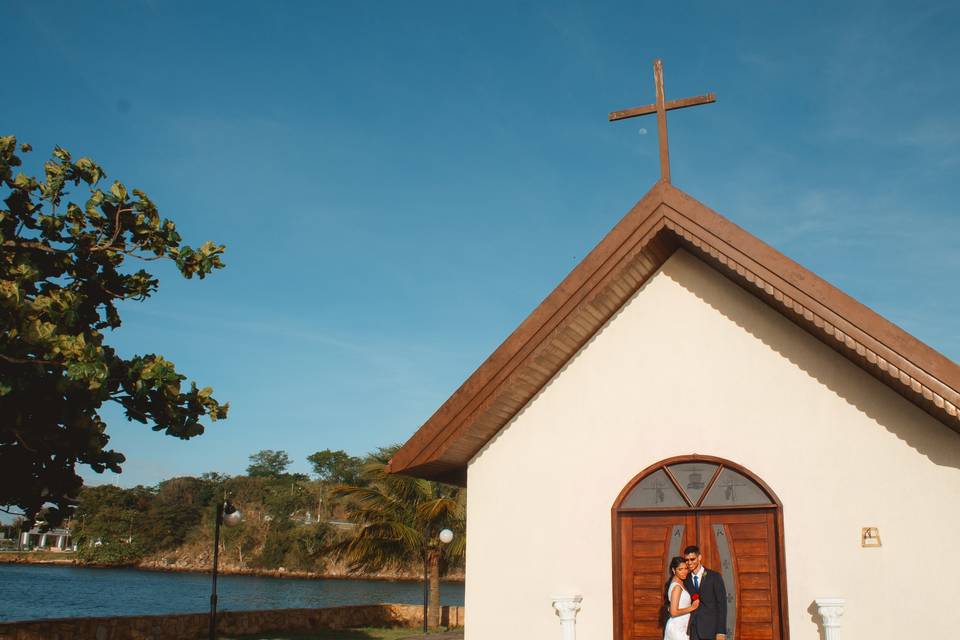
[669,584,700,617]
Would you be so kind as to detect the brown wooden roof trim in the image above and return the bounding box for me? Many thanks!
[386,184,671,480]
[387,183,960,483]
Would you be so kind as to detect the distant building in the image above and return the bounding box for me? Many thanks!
[21,527,73,551]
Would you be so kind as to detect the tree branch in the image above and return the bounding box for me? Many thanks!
[1,240,58,254]
[101,284,146,300]
[0,353,57,366]
[9,429,37,452]
[116,249,164,261]
[90,207,133,252]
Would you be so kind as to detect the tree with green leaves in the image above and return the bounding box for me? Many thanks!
[246,449,292,478]
[72,483,155,562]
[333,446,465,629]
[1,516,27,546]
[307,448,364,486]
[144,476,211,550]
[0,137,228,522]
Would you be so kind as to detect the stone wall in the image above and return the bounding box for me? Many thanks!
[0,603,465,640]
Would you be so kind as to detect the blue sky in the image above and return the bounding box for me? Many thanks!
[4,1,959,487]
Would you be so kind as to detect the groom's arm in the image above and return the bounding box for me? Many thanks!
[715,575,728,639]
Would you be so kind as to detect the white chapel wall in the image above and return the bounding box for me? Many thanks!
[465,249,960,640]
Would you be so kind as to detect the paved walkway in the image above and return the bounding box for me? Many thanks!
[398,632,464,640]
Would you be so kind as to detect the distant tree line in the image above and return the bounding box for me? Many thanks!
[37,445,464,593]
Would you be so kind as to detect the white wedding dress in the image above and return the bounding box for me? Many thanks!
[663,581,691,640]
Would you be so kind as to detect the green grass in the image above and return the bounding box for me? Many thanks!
[223,628,440,640]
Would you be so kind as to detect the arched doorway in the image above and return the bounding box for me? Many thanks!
[611,455,789,640]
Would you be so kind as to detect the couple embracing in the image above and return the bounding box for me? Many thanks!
[663,545,727,640]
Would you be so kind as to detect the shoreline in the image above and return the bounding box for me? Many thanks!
[0,552,464,583]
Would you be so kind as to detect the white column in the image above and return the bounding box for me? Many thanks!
[551,595,583,640]
[814,597,845,640]
[39,533,48,547]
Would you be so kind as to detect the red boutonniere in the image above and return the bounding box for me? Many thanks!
[691,594,700,601]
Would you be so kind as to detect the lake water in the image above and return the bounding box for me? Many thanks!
[0,564,464,622]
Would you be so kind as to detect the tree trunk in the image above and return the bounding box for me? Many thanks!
[428,549,442,628]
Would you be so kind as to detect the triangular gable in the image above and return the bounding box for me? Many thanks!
[387,182,960,484]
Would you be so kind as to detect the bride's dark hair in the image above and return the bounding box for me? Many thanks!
[668,556,686,573]
[662,556,686,620]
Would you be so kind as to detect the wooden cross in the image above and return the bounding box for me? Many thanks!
[609,59,715,184]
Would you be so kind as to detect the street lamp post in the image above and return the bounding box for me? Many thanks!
[422,527,454,633]
[209,499,241,640]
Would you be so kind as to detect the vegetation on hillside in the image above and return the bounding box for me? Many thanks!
[19,447,465,583]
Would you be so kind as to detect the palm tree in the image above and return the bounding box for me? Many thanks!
[332,446,465,628]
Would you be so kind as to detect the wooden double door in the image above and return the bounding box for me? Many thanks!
[618,510,783,640]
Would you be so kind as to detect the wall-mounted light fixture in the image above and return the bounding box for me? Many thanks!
[861,527,881,548]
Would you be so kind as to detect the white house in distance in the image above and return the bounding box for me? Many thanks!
[387,176,960,638]
[20,527,73,551]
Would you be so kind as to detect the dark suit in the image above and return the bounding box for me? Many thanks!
[684,568,727,639]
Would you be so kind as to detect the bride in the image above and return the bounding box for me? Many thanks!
[664,556,700,640]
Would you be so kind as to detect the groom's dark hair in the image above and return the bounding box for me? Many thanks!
[683,545,701,556]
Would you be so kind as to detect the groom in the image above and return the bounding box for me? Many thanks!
[682,545,727,640]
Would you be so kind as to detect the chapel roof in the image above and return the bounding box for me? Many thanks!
[386,181,960,485]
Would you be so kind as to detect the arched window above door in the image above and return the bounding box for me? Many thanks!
[618,456,776,510]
